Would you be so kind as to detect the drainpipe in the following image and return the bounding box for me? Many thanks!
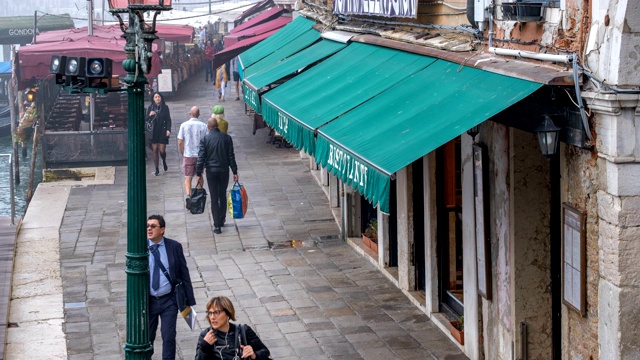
[466,0,476,27]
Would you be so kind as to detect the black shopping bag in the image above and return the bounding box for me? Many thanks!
[190,187,207,215]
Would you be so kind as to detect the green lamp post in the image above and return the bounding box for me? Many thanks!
[107,1,171,358]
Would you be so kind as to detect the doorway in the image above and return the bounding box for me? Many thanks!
[412,158,425,293]
[436,139,463,316]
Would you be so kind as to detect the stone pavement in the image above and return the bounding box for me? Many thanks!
[14,72,467,359]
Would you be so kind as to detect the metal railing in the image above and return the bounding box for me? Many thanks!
[0,153,15,225]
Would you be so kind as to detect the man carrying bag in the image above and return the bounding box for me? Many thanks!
[147,215,196,360]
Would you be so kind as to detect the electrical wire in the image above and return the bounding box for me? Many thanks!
[580,65,640,94]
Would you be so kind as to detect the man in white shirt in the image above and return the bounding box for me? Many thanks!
[177,106,209,209]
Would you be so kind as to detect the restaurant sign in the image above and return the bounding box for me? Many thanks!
[333,0,416,18]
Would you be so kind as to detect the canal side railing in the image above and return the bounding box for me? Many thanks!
[0,153,15,225]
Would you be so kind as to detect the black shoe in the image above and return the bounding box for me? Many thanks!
[154,168,159,176]
[185,197,191,210]
[163,160,168,171]
[235,97,240,101]
[213,227,221,234]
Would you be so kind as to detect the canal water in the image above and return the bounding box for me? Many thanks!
[0,135,43,217]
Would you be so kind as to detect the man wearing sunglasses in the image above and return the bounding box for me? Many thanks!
[147,214,196,360]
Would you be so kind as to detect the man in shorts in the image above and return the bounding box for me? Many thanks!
[177,106,209,209]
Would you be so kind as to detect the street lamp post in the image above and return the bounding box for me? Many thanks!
[107,1,172,358]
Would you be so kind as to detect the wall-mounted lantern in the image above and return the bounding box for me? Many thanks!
[535,115,561,157]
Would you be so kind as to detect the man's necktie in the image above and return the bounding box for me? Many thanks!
[150,244,160,291]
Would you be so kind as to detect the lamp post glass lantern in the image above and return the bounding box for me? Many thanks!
[535,115,561,157]
[107,0,171,358]
[108,0,172,11]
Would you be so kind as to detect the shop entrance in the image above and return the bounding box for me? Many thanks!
[436,139,463,316]
[412,158,425,292]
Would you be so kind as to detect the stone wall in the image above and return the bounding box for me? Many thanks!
[560,142,599,359]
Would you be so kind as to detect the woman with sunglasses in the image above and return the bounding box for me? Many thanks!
[195,296,270,360]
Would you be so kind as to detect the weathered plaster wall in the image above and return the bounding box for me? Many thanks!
[483,122,513,360]
[560,143,599,359]
[511,128,552,360]
[494,1,587,54]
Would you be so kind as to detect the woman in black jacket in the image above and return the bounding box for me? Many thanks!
[146,92,172,176]
[196,296,270,360]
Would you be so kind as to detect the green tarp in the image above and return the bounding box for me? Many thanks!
[261,42,437,154]
[238,16,315,71]
[0,14,74,45]
[260,40,542,212]
[244,38,345,113]
[244,28,321,79]
[315,60,542,212]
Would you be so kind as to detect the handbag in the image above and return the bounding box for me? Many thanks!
[190,186,207,215]
[145,115,155,132]
[227,181,248,219]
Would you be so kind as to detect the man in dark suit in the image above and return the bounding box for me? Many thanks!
[147,214,196,360]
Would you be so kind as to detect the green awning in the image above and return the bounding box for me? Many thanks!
[244,28,321,79]
[261,42,438,154]
[315,60,542,212]
[238,16,315,71]
[0,14,74,45]
[244,39,346,113]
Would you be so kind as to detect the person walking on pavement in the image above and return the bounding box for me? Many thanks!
[177,106,208,209]
[214,64,228,102]
[147,215,196,360]
[195,296,271,360]
[231,56,241,101]
[211,105,228,134]
[146,92,172,176]
[196,118,238,234]
[203,40,215,82]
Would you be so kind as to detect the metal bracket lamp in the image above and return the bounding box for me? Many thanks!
[535,115,561,157]
[108,0,172,78]
[467,125,479,141]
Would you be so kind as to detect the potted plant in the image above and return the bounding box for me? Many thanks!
[362,220,378,253]
[449,316,464,345]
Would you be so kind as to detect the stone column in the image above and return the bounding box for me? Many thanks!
[582,92,640,359]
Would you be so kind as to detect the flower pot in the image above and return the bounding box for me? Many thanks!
[362,234,378,254]
[450,321,464,345]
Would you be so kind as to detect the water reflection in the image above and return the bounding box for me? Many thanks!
[0,135,43,217]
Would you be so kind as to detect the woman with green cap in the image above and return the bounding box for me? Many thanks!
[212,105,228,134]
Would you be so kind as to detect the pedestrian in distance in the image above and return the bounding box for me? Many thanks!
[147,215,196,360]
[231,56,241,101]
[211,105,228,134]
[203,40,215,82]
[195,296,271,360]
[146,92,172,176]
[196,118,238,235]
[177,106,208,209]
[214,64,228,102]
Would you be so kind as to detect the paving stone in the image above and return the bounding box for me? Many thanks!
[55,72,466,360]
